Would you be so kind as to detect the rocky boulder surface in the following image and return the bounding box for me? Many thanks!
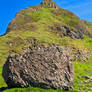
[3,46,74,90]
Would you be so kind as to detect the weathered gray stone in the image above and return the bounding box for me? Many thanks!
[3,46,74,90]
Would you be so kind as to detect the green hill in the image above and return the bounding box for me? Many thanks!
[0,0,92,92]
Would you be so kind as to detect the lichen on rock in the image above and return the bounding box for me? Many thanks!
[3,46,74,90]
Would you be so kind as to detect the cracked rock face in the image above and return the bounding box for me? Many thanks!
[3,46,74,90]
[41,0,59,9]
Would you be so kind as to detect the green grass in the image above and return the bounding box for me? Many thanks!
[73,60,92,92]
[0,67,7,88]
[4,87,77,92]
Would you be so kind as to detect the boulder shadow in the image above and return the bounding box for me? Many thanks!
[0,87,10,92]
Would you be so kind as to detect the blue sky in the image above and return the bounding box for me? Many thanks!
[0,0,92,35]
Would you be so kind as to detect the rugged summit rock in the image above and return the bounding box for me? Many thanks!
[41,0,59,9]
[3,46,74,90]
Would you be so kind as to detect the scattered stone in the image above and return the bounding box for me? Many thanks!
[82,76,92,80]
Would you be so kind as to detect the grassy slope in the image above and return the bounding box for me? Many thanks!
[0,8,92,92]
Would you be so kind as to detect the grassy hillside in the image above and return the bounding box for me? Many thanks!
[0,1,92,92]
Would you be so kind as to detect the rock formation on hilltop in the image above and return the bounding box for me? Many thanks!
[41,0,59,9]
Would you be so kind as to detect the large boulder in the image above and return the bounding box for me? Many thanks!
[3,46,74,90]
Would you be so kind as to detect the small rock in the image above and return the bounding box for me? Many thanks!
[82,76,92,80]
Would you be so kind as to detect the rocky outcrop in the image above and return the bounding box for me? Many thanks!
[57,26,83,39]
[72,49,91,62]
[41,0,59,9]
[3,46,74,90]
[64,27,83,39]
[50,24,84,39]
